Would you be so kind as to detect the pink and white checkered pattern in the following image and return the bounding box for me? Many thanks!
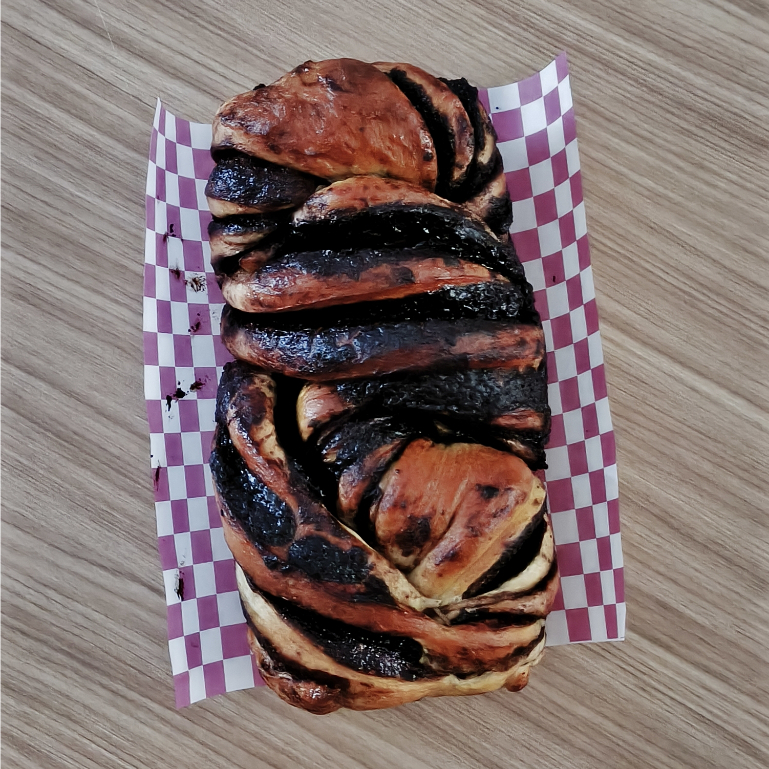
[143,54,624,707]
[144,102,260,706]
[481,53,624,644]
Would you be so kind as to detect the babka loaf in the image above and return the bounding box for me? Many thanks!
[207,58,557,713]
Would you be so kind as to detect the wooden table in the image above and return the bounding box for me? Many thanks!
[3,1,768,766]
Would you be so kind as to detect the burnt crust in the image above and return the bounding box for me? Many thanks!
[212,198,525,283]
[208,214,283,245]
[307,367,550,434]
[297,367,551,470]
[220,281,542,380]
[224,280,534,331]
[290,199,524,281]
[220,246,505,314]
[221,304,545,381]
[209,429,296,548]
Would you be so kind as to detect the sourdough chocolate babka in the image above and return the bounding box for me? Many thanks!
[207,58,557,714]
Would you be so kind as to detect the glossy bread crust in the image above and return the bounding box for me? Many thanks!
[213,59,438,189]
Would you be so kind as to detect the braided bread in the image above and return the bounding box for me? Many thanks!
[208,59,558,713]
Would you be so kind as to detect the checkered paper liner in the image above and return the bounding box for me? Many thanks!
[143,53,625,707]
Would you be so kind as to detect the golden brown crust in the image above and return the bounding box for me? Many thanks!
[213,60,437,189]
[371,439,546,601]
[293,175,467,223]
[296,384,349,441]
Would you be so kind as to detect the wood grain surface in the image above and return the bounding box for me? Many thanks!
[3,1,768,767]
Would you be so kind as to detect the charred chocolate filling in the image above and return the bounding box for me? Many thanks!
[213,203,524,281]
[206,151,320,210]
[325,367,550,430]
[386,68,460,198]
[440,77,497,198]
[317,416,415,479]
[250,245,485,284]
[287,205,525,281]
[268,592,428,679]
[462,515,549,599]
[208,213,285,240]
[209,428,296,548]
[223,280,535,332]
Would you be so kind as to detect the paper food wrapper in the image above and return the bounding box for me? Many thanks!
[143,53,625,707]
